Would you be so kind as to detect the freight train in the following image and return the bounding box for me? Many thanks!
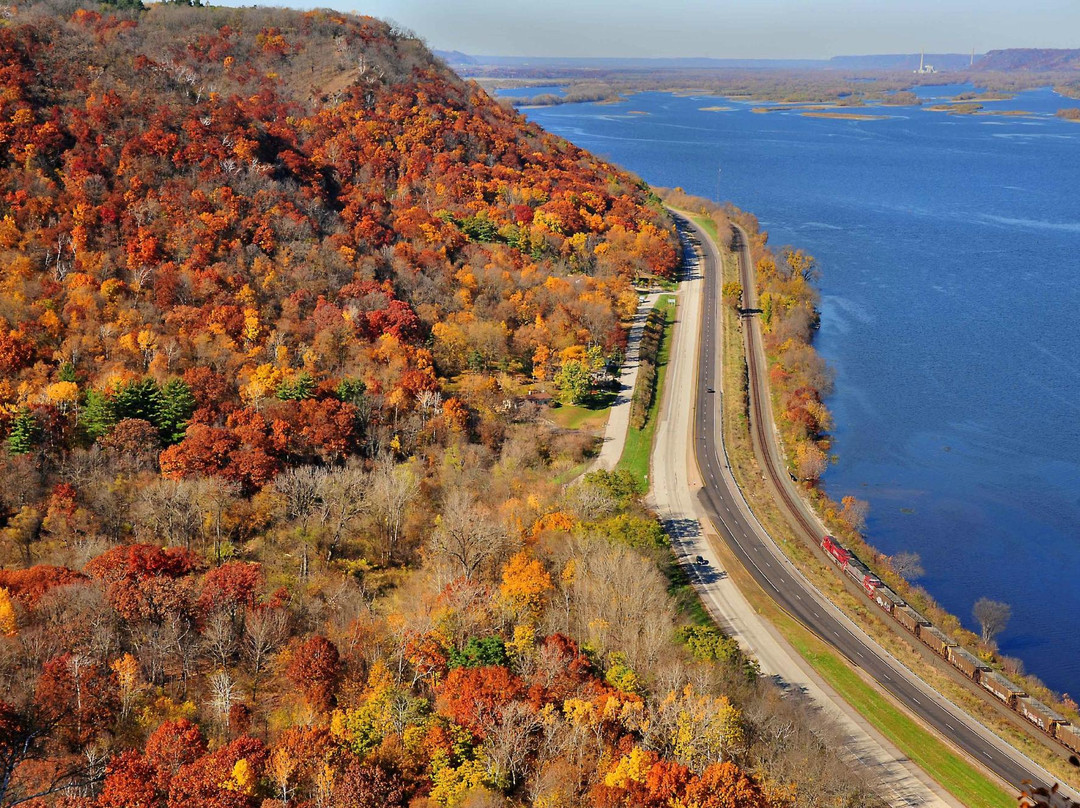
[819,534,1080,756]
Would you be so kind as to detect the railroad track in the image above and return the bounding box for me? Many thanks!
[676,211,1079,801]
[731,222,1080,768]
[733,224,831,566]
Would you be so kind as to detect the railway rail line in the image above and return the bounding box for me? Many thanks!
[730,218,1080,764]
[674,210,1080,802]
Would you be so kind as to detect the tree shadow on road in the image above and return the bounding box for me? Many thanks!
[663,516,726,585]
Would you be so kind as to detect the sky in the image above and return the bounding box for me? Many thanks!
[213,0,1080,59]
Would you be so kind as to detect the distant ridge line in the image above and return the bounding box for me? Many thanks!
[438,49,1080,73]
[437,52,980,71]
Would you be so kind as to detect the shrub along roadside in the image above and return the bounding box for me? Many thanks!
[670,196,1079,794]
[618,295,676,490]
[720,200,1080,737]
[682,204,1016,806]
[629,307,666,430]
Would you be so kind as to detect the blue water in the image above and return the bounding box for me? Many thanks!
[494,84,566,98]
[522,87,1080,697]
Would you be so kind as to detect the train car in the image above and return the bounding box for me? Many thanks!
[894,604,930,634]
[980,670,1026,707]
[1055,722,1080,754]
[860,574,882,597]
[873,585,904,614]
[1016,697,1067,733]
[919,625,956,657]
[821,535,850,567]
[844,557,871,585]
[947,646,989,680]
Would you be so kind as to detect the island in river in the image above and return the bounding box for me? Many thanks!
[511,83,1080,700]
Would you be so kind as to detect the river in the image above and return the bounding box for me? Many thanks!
[513,85,1080,698]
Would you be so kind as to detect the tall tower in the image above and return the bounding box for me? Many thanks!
[919,49,925,72]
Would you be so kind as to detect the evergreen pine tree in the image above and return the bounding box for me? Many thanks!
[336,378,367,405]
[6,408,39,456]
[81,389,117,442]
[157,378,196,445]
[277,372,315,401]
[114,379,164,425]
[58,362,77,383]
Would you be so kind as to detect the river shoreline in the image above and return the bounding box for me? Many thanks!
[516,85,1080,700]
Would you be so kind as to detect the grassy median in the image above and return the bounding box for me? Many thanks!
[618,294,676,492]
[724,546,1014,808]
[690,214,1016,808]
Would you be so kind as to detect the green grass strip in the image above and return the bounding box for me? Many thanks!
[786,621,1013,808]
[548,388,617,431]
[691,214,721,242]
[679,210,1013,807]
[617,294,676,491]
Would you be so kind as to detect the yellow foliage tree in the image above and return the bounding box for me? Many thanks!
[0,588,16,636]
[137,694,198,730]
[136,328,157,367]
[38,308,61,339]
[558,344,585,365]
[603,655,639,695]
[100,277,126,301]
[240,363,283,410]
[312,760,334,807]
[432,321,469,374]
[429,757,488,807]
[794,442,829,483]
[529,511,576,539]
[603,745,652,788]
[222,758,256,794]
[499,551,552,620]
[506,623,536,661]
[0,215,19,249]
[531,345,551,381]
[267,745,299,803]
[562,697,596,729]
[43,381,79,414]
[242,307,260,344]
[665,686,745,773]
[111,652,140,716]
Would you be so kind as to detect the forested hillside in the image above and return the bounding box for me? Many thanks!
[0,5,876,807]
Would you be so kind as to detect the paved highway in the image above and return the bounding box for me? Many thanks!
[676,211,1077,803]
[652,216,960,806]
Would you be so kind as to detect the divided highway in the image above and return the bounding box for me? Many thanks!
[676,211,1075,802]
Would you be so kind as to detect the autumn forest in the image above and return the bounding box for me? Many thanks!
[0,5,880,808]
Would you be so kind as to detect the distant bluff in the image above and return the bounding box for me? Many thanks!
[975,48,1080,71]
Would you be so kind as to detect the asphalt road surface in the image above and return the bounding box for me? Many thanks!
[677,211,1077,802]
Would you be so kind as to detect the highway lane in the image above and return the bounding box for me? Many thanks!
[653,217,962,807]
[675,211,1076,801]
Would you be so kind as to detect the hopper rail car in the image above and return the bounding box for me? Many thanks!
[819,534,1080,757]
